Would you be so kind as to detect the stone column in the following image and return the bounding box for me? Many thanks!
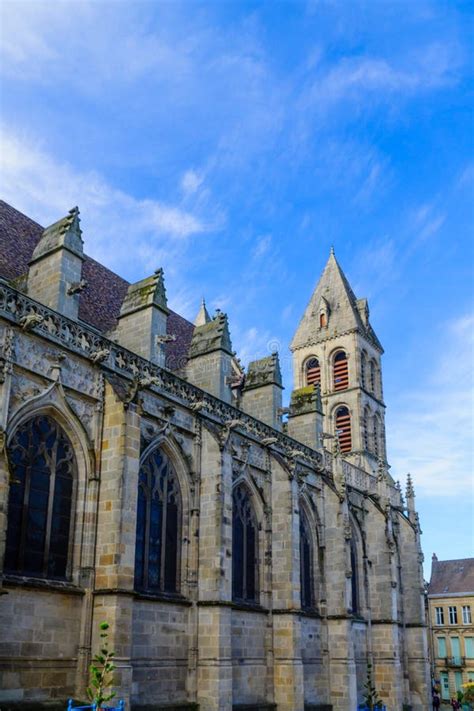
[325,492,358,711]
[0,326,14,580]
[196,424,233,711]
[367,504,404,710]
[91,380,141,705]
[399,511,430,711]
[270,457,304,711]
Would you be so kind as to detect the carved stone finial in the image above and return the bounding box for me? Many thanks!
[406,472,415,499]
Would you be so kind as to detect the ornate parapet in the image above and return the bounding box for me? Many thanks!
[0,282,325,475]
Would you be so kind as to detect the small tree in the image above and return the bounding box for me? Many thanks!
[462,681,474,704]
[363,662,383,710]
[87,621,116,708]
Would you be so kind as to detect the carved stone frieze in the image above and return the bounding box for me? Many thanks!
[0,325,14,383]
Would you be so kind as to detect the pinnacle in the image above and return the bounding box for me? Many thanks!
[194,297,212,327]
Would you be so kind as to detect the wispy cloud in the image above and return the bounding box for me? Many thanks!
[0,127,219,281]
[305,42,462,111]
[388,313,474,498]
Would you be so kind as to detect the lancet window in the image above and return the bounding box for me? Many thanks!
[5,415,75,580]
[232,484,258,603]
[134,448,181,594]
[300,508,314,609]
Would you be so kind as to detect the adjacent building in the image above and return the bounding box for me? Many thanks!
[0,200,430,710]
[428,555,474,702]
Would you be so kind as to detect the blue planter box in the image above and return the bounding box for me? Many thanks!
[357,706,387,711]
[67,701,125,711]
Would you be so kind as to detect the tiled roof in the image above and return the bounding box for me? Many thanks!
[0,200,193,370]
[428,557,474,595]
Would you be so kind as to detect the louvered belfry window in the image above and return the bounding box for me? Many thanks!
[335,406,352,453]
[134,448,181,594]
[306,357,321,387]
[333,351,349,391]
[5,416,74,579]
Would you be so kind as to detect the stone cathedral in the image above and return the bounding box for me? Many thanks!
[0,201,430,711]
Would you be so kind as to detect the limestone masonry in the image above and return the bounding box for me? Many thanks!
[0,201,430,710]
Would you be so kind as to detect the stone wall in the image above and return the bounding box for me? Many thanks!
[0,281,430,711]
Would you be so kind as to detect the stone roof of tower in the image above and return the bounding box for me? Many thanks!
[290,249,383,353]
[0,200,194,371]
[428,557,474,596]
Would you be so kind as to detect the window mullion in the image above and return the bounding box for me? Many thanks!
[160,471,169,591]
[242,515,247,600]
[18,448,33,572]
[143,480,151,589]
[43,430,58,576]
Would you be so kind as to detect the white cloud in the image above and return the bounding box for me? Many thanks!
[0,127,216,280]
[181,170,204,195]
[388,314,474,498]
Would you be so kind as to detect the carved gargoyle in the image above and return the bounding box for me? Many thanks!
[90,348,110,364]
[20,313,44,331]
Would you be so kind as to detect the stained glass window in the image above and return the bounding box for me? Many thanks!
[134,448,180,593]
[232,484,258,603]
[5,416,74,579]
[300,509,314,609]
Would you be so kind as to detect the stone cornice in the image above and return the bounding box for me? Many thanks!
[291,326,383,355]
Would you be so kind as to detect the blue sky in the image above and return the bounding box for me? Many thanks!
[1,0,473,577]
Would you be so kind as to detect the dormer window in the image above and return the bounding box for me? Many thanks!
[306,358,321,387]
[318,296,329,329]
[333,351,349,391]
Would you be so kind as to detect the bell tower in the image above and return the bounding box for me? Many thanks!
[290,248,387,474]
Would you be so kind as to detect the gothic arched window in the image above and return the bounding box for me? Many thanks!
[361,351,367,389]
[333,351,349,391]
[350,537,359,615]
[370,360,376,394]
[319,313,327,328]
[305,357,321,387]
[373,416,379,458]
[363,407,370,451]
[300,509,314,609]
[5,415,75,579]
[134,448,181,594]
[335,406,352,453]
[232,484,258,603]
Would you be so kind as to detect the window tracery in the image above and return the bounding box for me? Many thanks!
[232,484,258,603]
[5,415,74,580]
[300,508,314,609]
[134,448,181,593]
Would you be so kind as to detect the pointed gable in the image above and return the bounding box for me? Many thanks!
[290,248,383,352]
